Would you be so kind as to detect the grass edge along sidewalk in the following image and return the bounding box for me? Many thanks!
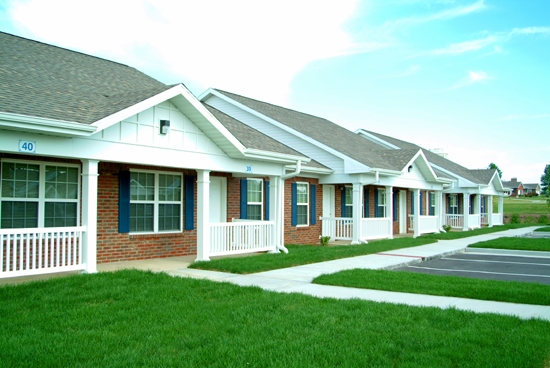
[312,267,550,306]
[1,270,550,367]
[190,225,536,274]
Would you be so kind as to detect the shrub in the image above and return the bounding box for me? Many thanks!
[524,215,537,224]
[442,224,452,232]
[538,215,550,224]
[320,236,331,246]
[510,214,521,224]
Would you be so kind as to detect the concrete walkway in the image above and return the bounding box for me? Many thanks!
[168,226,550,321]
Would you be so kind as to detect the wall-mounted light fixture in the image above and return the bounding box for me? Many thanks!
[160,120,170,135]
[408,165,413,173]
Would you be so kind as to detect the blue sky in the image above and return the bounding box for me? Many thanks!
[1,0,548,183]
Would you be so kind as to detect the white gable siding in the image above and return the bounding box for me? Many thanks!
[204,95,346,174]
[94,101,225,155]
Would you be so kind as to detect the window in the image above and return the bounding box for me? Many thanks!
[449,194,458,214]
[247,179,263,220]
[1,161,79,229]
[129,171,182,233]
[429,192,435,215]
[377,189,386,218]
[296,182,309,226]
[344,187,353,218]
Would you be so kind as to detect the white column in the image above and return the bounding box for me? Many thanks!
[498,195,504,225]
[435,190,442,233]
[196,170,210,261]
[488,195,494,227]
[269,175,285,253]
[463,193,470,231]
[81,159,99,273]
[413,189,420,238]
[351,182,363,244]
[386,186,393,239]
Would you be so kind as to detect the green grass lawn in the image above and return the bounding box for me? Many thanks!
[420,224,533,240]
[313,268,550,306]
[468,237,550,252]
[536,226,550,232]
[1,270,549,367]
[190,237,437,274]
[500,196,550,215]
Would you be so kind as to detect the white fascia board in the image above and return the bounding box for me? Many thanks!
[430,163,474,187]
[355,129,400,150]
[0,112,97,137]
[243,148,311,164]
[91,84,247,157]
[202,89,371,174]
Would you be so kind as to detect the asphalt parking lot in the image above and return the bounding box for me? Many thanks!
[394,252,550,285]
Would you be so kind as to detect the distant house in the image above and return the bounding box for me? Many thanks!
[523,183,541,196]
[502,178,524,197]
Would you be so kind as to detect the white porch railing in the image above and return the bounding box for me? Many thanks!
[1,226,86,278]
[320,217,353,240]
[408,215,439,234]
[492,213,504,225]
[468,214,481,229]
[444,214,463,229]
[209,221,275,257]
[361,217,391,240]
[481,213,488,225]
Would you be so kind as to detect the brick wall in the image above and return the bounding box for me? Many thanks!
[283,177,322,245]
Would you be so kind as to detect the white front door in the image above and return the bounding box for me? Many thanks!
[323,185,335,217]
[209,177,227,222]
[399,190,407,234]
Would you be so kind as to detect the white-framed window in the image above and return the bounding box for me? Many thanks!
[130,170,182,233]
[296,182,309,226]
[429,192,435,215]
[377,189,386,218]
[449,194,458,215]
[344,186,353,218]
[247,178,263,220]
[1,160,80,229]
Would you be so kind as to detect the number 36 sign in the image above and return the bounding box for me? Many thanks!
[19,140,36,153]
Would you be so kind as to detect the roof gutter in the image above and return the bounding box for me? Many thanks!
[0,112,97,137]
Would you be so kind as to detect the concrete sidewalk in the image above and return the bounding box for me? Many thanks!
[169,226,550,321]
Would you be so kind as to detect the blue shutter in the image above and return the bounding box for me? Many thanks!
[240,179,248,219]
[264,180,270,221]
[341,187,346,218]
[118,170,130,233]
[184,176,195,230]
[393,191,398,221]
[419,192,423,215]
[411,191,415,215]
[374,189,379,217]
[291,183,297,226]
[429,193,434,216]
[310,184,316,225]
[365,187,370,218]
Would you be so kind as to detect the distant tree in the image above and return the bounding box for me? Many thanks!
[488,163,503,178]
[541,164,550,196]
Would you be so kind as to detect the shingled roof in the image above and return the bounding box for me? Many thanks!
[361,130,498,185]
[213,89,412,172]
[0,32,171,124]
[204,104,327,169]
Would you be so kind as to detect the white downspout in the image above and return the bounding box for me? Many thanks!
[277,161,302,253]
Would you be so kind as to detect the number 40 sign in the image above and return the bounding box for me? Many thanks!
[19,140,36,153]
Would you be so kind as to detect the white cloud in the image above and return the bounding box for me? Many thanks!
[432,35,497,54]
[381,0,486,32]
[7,0,362,104]
[447,70,489,90]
